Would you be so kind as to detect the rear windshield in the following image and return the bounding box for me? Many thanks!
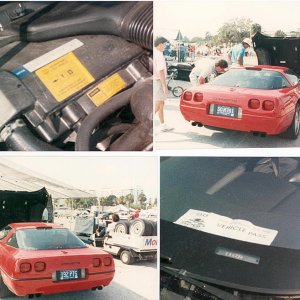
[15,228,87,250]
[210,68,290,89]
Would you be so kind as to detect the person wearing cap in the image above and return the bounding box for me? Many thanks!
[228,38,252,66]
[189,58,228,86]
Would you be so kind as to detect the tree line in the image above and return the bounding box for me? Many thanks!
[55,192,157,210]
[180,18,299,46]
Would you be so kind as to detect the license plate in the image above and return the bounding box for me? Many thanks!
[209,104,240,118]
[56,269,82,281]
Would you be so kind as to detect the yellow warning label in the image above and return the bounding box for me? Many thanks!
[87,73,127,106]
[36,52,95,102]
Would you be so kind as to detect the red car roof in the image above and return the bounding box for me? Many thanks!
[8,223,64,230]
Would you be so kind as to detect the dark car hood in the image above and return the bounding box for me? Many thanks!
[169,62,194,70]
[161,157,300,295]
[0,187,49,228]
[253,31,300,75]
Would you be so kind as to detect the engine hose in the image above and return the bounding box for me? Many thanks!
[90,123,134,150]
[120,1,153,50]
[1,119,60,151]
[109,79,153,150]
[75,88,134,151]
[25,1,153,50]
[109,121,152,151]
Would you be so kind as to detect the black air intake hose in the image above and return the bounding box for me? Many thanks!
[75,79,152,151]
[24,1,153,50]
[75,88,134,151]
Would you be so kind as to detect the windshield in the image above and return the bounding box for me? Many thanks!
[15,228,87,250]
[210,68,290,89]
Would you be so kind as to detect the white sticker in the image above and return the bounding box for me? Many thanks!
[175,209,278,246]
[23,39,84,72]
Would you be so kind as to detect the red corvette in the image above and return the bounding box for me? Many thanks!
[0,223,115,298]
[180,65,300,138]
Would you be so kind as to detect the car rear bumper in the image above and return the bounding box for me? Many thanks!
[180,102,293,135]
[3,270,114,296]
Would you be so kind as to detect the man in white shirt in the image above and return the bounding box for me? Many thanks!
[154,36,174,132]
[189,58,228,86]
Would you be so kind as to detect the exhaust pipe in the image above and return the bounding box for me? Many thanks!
[191,121,203,127]
[252,131,267,137]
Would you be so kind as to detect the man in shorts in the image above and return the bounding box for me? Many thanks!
[228,37,252,66]
[154,36,174,132]
[189,58,228,86]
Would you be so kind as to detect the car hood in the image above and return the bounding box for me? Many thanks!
[0,188,49,228]
[161,157,300,295]
[253,31,300,75]
[169,62,194,70]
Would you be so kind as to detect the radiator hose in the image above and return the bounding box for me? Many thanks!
[75,79,152,151]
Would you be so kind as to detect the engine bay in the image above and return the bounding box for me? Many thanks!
[0,1,153,151]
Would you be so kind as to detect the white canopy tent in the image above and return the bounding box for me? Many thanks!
[0,159,94,199]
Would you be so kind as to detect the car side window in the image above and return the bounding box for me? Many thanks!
[0,226,12,240]
[284,70,299,86]
[6,233,18,248]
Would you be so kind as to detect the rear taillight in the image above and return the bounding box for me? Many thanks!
[93,258,101,267]
[248,99,260,109]
[34,262,46,272]
[103,257,112,266]
[193,92,203,102]
[262,100,275,111]
[20,263,31,273]
[183,91,192,101]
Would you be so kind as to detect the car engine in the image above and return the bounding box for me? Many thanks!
[0,1,153,151]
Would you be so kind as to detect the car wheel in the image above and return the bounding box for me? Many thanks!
[120,250,134,265]
[0,274,13,298]
[129,219,153,236]
[285,103,300,139]
[114,221,130,234]
[172,86,184,98]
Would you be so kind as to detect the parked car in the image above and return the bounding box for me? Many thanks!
[0,222,115,297]
[161,157,300,299]
[180,65,300,138]
[167,62,194,81]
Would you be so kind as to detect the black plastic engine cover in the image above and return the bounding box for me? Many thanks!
[0,35,145,142]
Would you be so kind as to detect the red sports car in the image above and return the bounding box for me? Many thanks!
[180,65,300,138]
[0,222,115,298]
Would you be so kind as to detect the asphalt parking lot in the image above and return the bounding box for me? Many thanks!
[155,57,300,149]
